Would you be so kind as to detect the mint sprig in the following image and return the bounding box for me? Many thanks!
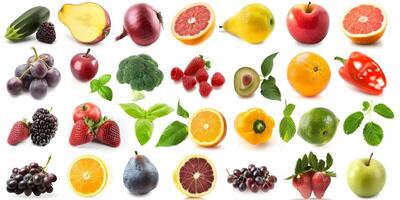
[343,101,394,146]
[279,101,296,142]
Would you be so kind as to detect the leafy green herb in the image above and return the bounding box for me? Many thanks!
[279,102,296,142]
[156,121,188,147]
[343,101,394,146]
[120,103,146,118]
[147,104,174,121]
[259,52,281,101]
[177,100,189,119]
[135,119,153,145]
[90,74,113,101]
[286,152,336,180]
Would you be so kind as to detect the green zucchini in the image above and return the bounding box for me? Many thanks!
[5,6,50,41]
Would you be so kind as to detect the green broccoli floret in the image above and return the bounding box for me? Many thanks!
[117,54,163,92]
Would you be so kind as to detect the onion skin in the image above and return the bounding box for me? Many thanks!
[116,3,162,46]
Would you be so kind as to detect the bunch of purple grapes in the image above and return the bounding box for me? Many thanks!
[227,164,277,193]
[7,47,61,99]
[6,156,57,196]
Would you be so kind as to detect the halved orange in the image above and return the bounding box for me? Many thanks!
[68,155,108,197]
[173,155,216,198]
[341,4,387,44]
[171,2,215,45]
[188,108,226,147]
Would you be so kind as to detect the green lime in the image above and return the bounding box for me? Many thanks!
[298,107,339,145]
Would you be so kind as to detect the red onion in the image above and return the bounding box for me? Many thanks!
[116,3,162,46]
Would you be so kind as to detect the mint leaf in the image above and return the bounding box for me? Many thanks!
[343,111,364,134]
[260,76,281,101]
[283,104,295,117]
[373,104,394,119]
[177,100,189,119]
[363,122,383,146]
[98,74,111,85]
[120,103,146,119]
[147,103,173,121]
[135,119,154,145]
[98,86,113,101]
[261,52,278,77]
[279,117,296,142]
[156,121,188,147]
[362,101,370,111]
[90,79,101,92]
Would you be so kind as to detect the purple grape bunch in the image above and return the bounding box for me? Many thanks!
[227,164,277,193]
[6,47,60,99]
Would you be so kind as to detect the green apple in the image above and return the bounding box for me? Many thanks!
[347,153,386,197]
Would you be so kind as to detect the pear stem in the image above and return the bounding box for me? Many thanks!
[367,153,374,166]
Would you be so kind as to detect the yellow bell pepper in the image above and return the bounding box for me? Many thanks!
[234,108,275,145]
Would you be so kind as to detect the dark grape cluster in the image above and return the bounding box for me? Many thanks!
[227,164,277,193]
[6,47,60,99]
[30,108,58,146]
[6,157,57,196]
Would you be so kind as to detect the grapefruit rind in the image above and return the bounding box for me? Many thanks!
[188,108,227,147]
[341,4,387,44]
[68,155,108,197]
[173,154,217,198]
[171,2,215,45]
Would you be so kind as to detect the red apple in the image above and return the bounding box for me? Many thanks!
[287,2,329,44]
[73,102,102,123]
[70,49,99,82]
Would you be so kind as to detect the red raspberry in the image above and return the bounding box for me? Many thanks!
[196,68,209,82]
[199,82,212,97]
[211,72,225,87]
[170,67,184,81]
[182,75,197,90]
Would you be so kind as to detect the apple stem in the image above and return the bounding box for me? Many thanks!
[134,150,138,156]
[306,2,312,13]
[31,46,39,60]
[367,153,373,166]
[85,48,91,57]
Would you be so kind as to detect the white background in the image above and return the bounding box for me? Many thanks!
[1,0,398,199]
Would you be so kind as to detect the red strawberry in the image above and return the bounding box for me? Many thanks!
[69,119,94,146]
[184,55,211,76]
[95,120,120,147]
[312,172,331,199]
[211,72,225,87]
[195,68,209,82]
[170,67,184,81]
[199,81,212,97]
[182,75,197,90]
[292,172,313,199]
[7,121,29,145]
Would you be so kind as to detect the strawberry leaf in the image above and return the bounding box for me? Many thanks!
[301,154,308,171]
[326,171,337,177]
[325,153,333,170]
[318,160,325,171]
[309,152,318,170]
[295,158,302,175]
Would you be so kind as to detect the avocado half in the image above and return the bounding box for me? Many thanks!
[234,67,260,97]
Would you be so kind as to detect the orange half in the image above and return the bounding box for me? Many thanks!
[188,108,226,147]
[68,155,108,197]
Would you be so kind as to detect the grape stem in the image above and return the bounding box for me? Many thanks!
[226,169,231,176]
[43,155,52,172]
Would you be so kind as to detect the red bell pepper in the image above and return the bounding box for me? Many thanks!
[334,52,386,95]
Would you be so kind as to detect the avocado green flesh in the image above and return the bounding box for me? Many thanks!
[234,67,260,97]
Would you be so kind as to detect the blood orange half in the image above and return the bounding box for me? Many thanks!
[341,4,387,44]
[172,2,215,45]
[173,155,216,197]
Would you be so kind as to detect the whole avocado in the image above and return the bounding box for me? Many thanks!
[123,151,159,195]
[116,54,163,91]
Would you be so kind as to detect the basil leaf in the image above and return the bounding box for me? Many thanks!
[343,111,364,134]
[147,103,173,121]
[90,79,101,92]
[260,76,281,101]
[135,119,154,145]
[362,101,370,111]
[363,122,383,146]
[177,100,189,119]
[261,52,278,77]
[279,117,296,142]
[156,121,188,147]
[283,104,295,117]
[120,103,146,119]
[373,103,394,119]
[98,86,113,101]
[98,74,111,85]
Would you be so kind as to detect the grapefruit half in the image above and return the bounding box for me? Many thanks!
[172,2,215,45]
[341,4,387,44]
[173,155,216,197]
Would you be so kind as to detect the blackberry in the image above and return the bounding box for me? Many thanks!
[36,22,56,44]
[30,108,58,146]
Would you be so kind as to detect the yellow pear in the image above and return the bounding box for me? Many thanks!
[222,3,274,44]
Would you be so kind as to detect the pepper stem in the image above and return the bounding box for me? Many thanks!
[334,56,347,64]
[253,120,266,133]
